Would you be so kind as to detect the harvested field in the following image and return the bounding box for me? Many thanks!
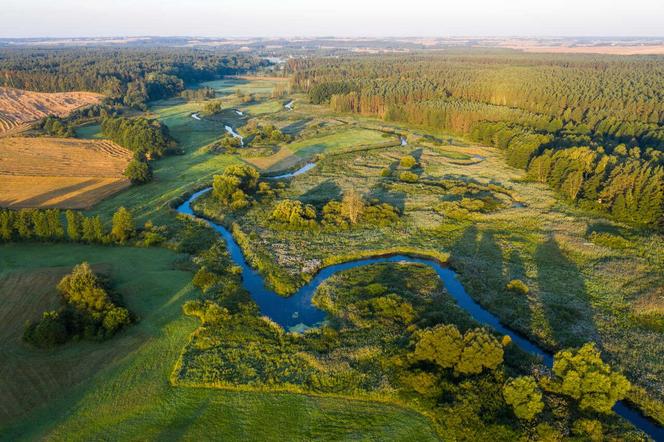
[0,87,102,136]
[0,137,132,209]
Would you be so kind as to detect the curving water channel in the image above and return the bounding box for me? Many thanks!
[176,163,662,440]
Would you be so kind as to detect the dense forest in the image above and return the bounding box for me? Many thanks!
[0,48,265,108]
[290,53,664,227]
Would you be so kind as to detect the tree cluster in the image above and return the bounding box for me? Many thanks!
[212,164,260,210]
[24,262,132,348]
[101,116,175,158]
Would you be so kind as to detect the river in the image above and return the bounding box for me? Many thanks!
[175,163,662,440]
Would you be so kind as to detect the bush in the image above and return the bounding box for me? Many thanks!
[551,343,631,413]
[400,155,417,168]
[23,311,69,348]
[399,171,418,183]
[271,200,317,228]
[503,376,544,421]
[24,262,133,347]
[506,279,529,295]
[124,156,153,184]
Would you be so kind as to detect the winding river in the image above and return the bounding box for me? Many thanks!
[176,163,662,440]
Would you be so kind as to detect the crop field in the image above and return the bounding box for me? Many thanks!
[0,244,437,441]
[0,137,131,209]
[0,87,101,136]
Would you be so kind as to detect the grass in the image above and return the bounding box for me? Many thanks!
[209,138,664,414]
[0,243,438,441]
[287,127,391,157]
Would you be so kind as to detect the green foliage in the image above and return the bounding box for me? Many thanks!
[399,171,419,183]
[123,155,153,184]
[23,311,69,348]
[271,199,317,228]
[412,324,504,375]
[572,419,604,441]
[101,116,175,158]
[506,279,529,295]
[24,262,133,348]
[551,343,631,413]
[400,155,417,168]
[502,376,544,420]
[111,207,135,243]
[39,115,74,137]
[212,164,260,209]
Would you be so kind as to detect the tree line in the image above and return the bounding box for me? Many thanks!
[0,207,147,245]
[290,53,664,228]
[0,47,265,109]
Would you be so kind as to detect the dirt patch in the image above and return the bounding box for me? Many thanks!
[0,87,102,136]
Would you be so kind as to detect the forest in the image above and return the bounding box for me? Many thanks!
[290,53,664,227]
[0,48,265,108]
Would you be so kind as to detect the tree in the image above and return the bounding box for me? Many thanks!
[503,376,544,421]
[65,210,81,241]
[400,155,417,168]
[412,324,463,368]
[456,328,504,375]
[111,207,134,243]
[23,311,68,348]
[82,215,105,243]
[552,343,631,413]
[0,210,13,241]
[341,190,365,224]
[411,324,504,375]
[124,156,153,184]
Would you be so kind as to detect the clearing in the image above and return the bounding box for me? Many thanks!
[0,87,101,136]
[0,137,132,209]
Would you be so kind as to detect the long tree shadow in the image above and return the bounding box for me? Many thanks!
[448,226,534,339]
[534,237,597,348]
[298,179,342,208]
[367,183,406,213]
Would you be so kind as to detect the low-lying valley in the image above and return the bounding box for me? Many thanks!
[0,44,662,441]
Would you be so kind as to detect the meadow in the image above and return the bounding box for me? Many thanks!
[0,72,661,439]
[0,244,438,441]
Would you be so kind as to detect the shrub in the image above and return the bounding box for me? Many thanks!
[400,155,417,168]
[111,207,135,243]
[399,171,418,183]
[271,200,317,228]
[506,279,529,295]
[551,343,631,413]
[23,311,69,348]
[412,324,504,375]
[503,376,544,421]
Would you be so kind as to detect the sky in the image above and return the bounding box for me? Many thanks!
[2,0,664,38]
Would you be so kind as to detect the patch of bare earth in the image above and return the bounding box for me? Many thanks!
[0,137,132,209]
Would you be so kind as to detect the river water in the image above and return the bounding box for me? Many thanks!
[175,163,662,440]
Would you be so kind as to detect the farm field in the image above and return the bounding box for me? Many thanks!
[0,137,132,209]
[0,87,101,136]
[0,244,438,441]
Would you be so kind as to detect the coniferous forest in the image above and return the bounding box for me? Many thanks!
[291,53,664,227]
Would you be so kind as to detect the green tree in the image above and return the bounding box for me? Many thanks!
[111,207,134,243]
[65,210,81,241]
[124,156,153,184]
[400,155,417,168]
[412,324,463,369]
[0,210,13,241]
[552,343,631,413]
[503,376,544,421]
[456,328,504,375]
[15,209,33,239]
[46,209,64,239]
[82,215,105,243]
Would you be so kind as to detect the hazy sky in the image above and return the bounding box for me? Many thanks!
[2,0,663,38]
